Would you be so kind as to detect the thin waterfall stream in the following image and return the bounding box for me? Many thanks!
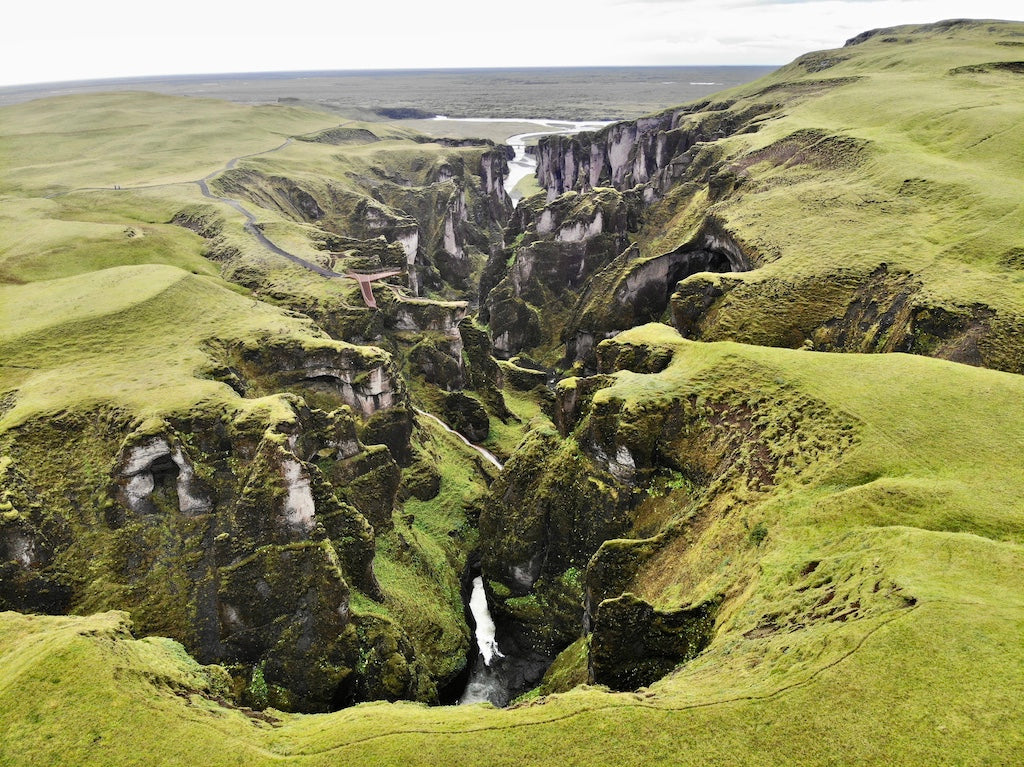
[413,406,510,705]
[458,575,508,705]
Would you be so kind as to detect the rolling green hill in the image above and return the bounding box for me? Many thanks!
[1,19,1023,767]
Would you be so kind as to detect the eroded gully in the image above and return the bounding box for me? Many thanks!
[412,406,509,704]
[426,117,613,705]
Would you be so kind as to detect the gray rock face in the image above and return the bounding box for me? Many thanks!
[479,147,512,211]
[234,336,408,418]
[117,437,212,516]
[535,114,679,199]
[535,103,769,201]
[394,298,470,390]
[484,189,641,360]
[280,456,317,535]
[564,220,754,371]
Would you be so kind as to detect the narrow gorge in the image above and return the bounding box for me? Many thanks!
[2,20,1024,765]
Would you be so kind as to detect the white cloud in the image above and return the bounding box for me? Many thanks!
[1,0,1021,87]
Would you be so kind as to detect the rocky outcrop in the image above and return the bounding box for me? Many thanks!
[208,141,510,302]
[566,218,753,370]
[670,262,1014,369]
[393,298,470,391]
[116,437,212,517]
[479,146,514,224]
[476,328,858,699]
[478,427,631,686]
[212,334,407,419]
[535,103,771,201]
[0,389,444,713]
[0,458,72,614]
[441,391,490,443]
[485,189,642,359]
[589,594,718,690]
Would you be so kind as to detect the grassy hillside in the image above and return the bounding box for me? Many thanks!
[507,21,1024,376]
[653,20,1024,370]
[2,19,1023,766]
[0,91,339,194]
[3,331,1023,764]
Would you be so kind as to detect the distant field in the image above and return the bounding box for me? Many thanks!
[0,66,776,121]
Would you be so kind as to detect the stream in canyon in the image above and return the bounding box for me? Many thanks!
[412,407,510,704]
[431,116,613,204]
[419,118,613,705]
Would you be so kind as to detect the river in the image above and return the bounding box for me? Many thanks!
[414,119,615,704]
[432,116,613,205]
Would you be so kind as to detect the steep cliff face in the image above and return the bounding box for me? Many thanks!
[213,139,510,301]
[479,98,773,367]
[535,103,769,201]
[395,297,470,390]
[476,324,862,697]
[483,188,644,360]
[527,49,1024,373]
[566,217,754,371]
[0,299,478,713]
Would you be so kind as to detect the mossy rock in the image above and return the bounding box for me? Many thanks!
[218,541,357,712]
[398,450,442,502]
[503,362,549,391]
[441,391,490,443]
[589,593,718,691]
[359,407,414,466]
[408,336,464,390]
[330,444,400,533]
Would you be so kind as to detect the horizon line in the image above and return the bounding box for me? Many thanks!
[0,64,783,93]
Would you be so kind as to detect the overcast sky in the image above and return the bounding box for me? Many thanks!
[3,0,1021,87]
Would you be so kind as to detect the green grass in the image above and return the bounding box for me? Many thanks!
[0,263,368,429]
[630,21,1024,370]
[482,381,550,457]
[4,326,1024,764]
[511,173,542,200]
[0,91,337,195]
[0,189,221,284]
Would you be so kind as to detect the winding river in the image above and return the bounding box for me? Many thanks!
[432,116,613,205]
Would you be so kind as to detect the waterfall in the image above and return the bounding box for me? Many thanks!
[458,576,509,705]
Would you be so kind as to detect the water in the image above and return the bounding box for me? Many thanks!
[503,120,612,205]
[412,407,503,470]
[432,116,613,205]
[466,576,503,665]
[459,576,509,706]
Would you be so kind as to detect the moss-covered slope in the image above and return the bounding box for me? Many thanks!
[0,94,510,712]
[2,19,1024,765]
[500,20,1024,374]
[3,328,1023,763]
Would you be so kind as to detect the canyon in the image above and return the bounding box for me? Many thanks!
[1,19,1024,766]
